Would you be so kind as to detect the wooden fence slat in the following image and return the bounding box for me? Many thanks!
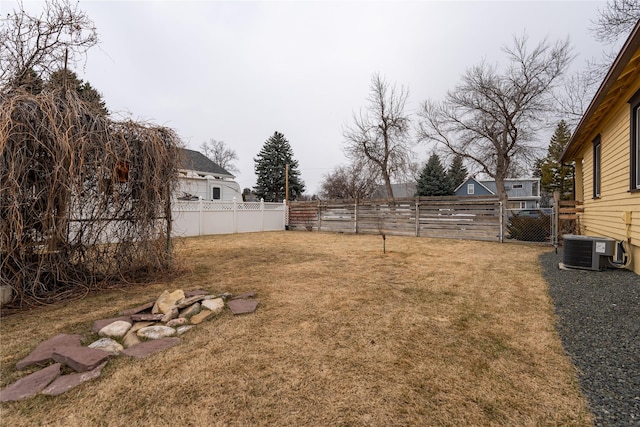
[288,196,501,242]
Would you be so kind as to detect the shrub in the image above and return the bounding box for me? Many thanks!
[507,214,551,242]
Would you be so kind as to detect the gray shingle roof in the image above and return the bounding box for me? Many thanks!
[180,148,233,177]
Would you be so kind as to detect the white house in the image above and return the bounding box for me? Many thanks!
[176,148,242,201]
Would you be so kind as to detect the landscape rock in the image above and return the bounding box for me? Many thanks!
[227,299,259,315]
[92,316,132,333]
[176,295,207,309]
[88,338,123,355]
[52,346,111,372]
[176,325,195,335]
[179,302,201,318]
[98,320,131,338]
[161,307,179,323]
[122,330,142,348]
[130,313,164,322]
[4,289,259,402]
[16,334,83,370]
[0,363,62,402]
[184,289,209,297]
[190,309,214,325]
[232,291,256,300]
[166,317,188,327]
[121,337,180,359]
[41,362,106,396]
[119,301,155,316]
[201,298,225,315]
[152,290,185,315]
[136,325,176,340]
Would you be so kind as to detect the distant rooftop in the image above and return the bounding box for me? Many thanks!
[180,148,233,177]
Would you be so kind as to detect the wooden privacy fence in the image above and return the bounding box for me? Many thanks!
[289,196,502,242]
[556,199,583,238]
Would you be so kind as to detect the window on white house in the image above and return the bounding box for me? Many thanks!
[593,135,601,198]
[512,184,523,189]
[212,187,221,200]
[467,183,474,195]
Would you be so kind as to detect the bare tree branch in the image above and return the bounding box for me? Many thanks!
[343,73,414,201]
[556,1,639,126]
[0,0,98,91]
[319,159,379,200]
[199,138,239,175]
[591,0,640,44]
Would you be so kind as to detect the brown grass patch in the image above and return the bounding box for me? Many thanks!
[0,232,592,426]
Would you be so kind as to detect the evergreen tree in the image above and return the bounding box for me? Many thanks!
[537,120,574,201]
[46,69,108,116]
[416,153,452,196]
[254,131,305,202]
[446,154,468,191]
[9,68,44,94]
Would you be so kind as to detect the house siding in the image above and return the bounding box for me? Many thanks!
[575,71,640,274]
[454,179,494,197]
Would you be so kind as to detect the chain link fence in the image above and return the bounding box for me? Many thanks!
[504,200,580,246]
[504,207,554,243]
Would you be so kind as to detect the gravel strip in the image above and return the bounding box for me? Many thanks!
[540,251,640,427]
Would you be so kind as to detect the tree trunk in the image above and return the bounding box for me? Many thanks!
[494,175,510,236]
[381,170,394,203]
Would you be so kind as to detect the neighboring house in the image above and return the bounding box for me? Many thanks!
[176,148,242,201]
[454,177,541,209]
[560,20,640,275]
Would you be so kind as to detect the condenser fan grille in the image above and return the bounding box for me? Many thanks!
[563,238,594,268]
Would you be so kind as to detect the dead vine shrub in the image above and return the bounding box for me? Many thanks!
[0,89,181,308]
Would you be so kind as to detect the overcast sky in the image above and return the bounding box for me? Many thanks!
[6,0,609,194]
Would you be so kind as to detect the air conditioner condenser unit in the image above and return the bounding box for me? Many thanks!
[562,234,616,271]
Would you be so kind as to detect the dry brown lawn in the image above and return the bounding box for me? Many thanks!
[0,232,592,426]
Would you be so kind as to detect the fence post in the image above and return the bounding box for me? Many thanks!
[499,201,504,243]
[354,200,358,234]
[260,199,265,231]
[415,197,420,237]
[233,197,238,233]
[281,200,286,230]
[199,198,203,236]
[553,191,560,248]
[317,200,322,232]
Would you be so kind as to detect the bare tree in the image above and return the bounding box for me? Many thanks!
[591,0,640,44]
[0,0,98,90]
[418,34,573,219]
[343,73,414,201]
[200,138,239,175]
[319,159,379,200]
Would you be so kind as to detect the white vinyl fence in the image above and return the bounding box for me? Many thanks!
[172,199,286,237]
